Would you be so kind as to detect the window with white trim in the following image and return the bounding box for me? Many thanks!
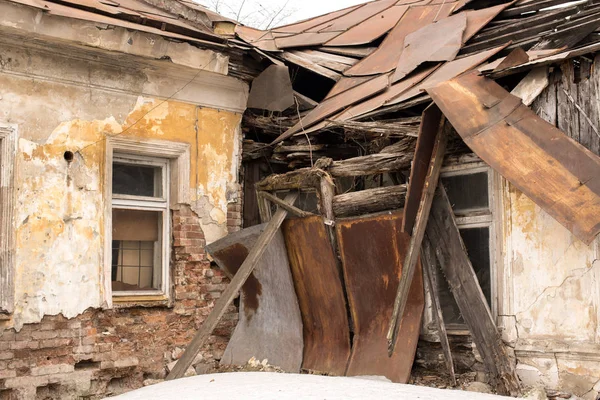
[111,154,170,295]
[436,165,497,329]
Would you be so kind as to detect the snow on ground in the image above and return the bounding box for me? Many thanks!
[111,372,509,399]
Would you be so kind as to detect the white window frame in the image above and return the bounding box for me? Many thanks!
[104,137,190,306]
[0,123,17,315]
[435,162,502,330]
[112,154,170,297]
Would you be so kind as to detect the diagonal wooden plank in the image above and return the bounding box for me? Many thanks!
[425,186,521,396]
[422,237,456,386]
[387,114,447,354]
[166,192,299,380]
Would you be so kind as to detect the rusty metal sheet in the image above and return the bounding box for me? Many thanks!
[392,12,467,82]
[275,31,343,49]
[462,3,514,43]
[336,212,424,383]
[386,43,508,105]
[207,224,303,372]
[282,216,351,375]
[312,0,397,33]
[247,65,294,112]
[271,74,391,144]
[344,2,457,77]
[325,76,374,99]
[428,71,600,244]
[272,4,363,34]
[332,65,438,122]
[326,4,409,46]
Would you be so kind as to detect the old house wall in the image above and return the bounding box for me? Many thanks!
[0,11,248,398]
[500,56,600,398]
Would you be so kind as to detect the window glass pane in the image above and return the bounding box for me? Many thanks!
[436,227,492,325]
[111,209,162,292]
[111,240,159,291]
[113,162,162,197]
[441,172,489,212]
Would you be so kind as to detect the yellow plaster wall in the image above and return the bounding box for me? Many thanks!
[8,93,241,330]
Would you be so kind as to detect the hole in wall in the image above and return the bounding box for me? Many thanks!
[75,360,101,370]
[0,389,17,400]
[35,383,61,400]
[64,151,74,163]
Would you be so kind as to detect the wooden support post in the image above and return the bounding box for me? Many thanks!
[422,238,456,386]
[166,192,299,380]
[319,175,338,255]
[258,191,314,218]
[387,118,447,354]
[426,186,521,396]
[256,190,273,223]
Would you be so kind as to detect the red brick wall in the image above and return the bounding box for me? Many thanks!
[0,205,240,399]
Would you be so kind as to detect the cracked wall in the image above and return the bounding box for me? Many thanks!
[503,174,600,398]
[0,36,247,331]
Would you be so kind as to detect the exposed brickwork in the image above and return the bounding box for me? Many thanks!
[0,205,238,400]
[227,201,242,233]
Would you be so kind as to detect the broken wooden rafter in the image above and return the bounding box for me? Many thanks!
[332,185,407,218]
[425,186,521,396]
[258,191,314,218]
[421,239,456,386]
[328,152,413,177]
[324,118,421,139]
[387,112,447,355]
[166,192,299,380]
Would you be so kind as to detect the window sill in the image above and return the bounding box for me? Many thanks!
[112,294,171,309]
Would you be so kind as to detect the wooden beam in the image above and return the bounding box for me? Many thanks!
[329,152,413,177]
[255,167,328,191]
[258,191,314,218]
[166,192,299,380]
[422,238,456,386]
[387,118,447,354]
[425,186,521,396]
[332,185,407,217]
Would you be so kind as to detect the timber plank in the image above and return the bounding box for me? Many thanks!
[425,186,521,396]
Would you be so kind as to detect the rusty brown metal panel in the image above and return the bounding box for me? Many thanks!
[325,76,374,99]
[207,225,303,373]
[336,212,424,383]
[282,216,351,375]
[271,74,391,144]
[344,2,457,77]
[428,71,600,244]
[392,12,467,82]
[312,0,397,34]
[462,3,514,43]
[326,5,409,46]
[272,4,363,34]
[333,65,438,122]
[402,103,443,234]
[386,43,508,105]
[275,31,343,49]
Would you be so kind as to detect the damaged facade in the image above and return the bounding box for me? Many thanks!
[1,0,600,399]
[0,0,261,397]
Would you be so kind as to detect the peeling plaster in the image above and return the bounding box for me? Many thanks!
[5,73,241,330]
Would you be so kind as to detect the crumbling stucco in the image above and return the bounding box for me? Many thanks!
[502,183,600,398]
[0,37,246,330]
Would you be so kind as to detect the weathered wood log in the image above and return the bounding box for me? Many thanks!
[329,152,413,177]
[256,168,329,191]
[325,117,421,139]
[425,186,521,396]
[333,185,407,217]
[167,193,299,380]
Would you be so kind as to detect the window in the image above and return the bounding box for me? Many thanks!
[435,165,497,329]
[0,123,17,314]
[104,137,190,303]
[111,154,169,294]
